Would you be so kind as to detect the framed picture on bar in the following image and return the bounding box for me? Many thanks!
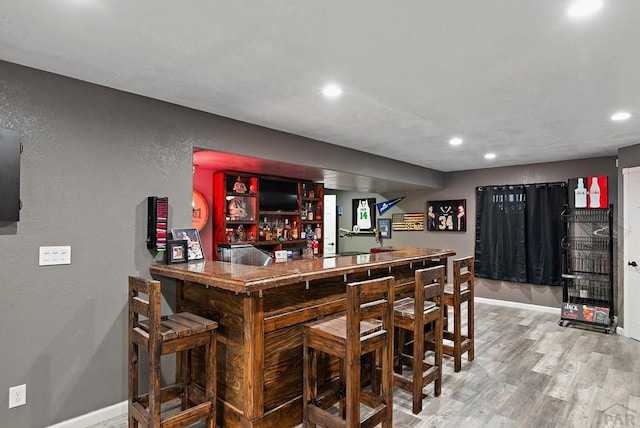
[165,240,188,264]
[171,228,205,260]
[427,199,466,232]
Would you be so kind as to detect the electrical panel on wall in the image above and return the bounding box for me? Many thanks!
[147,196,168,251]
[0,127,21,221]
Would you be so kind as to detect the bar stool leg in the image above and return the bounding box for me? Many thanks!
[345,348,361,427]
[412,315,424,414]
[434,316,443,396]
[303,335,317,428]
[468,299,474,362]
[205,331,216,428]
[454,298,462,372]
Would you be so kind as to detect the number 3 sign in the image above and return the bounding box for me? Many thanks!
[426,199,466,232]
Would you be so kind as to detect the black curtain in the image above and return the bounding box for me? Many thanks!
[475,186,527,282]
[475,182,567,286]
[524,183,567,285]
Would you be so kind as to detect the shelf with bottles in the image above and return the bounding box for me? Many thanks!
[257,216,304,242]
[223,223,258,244]
[300,181,324,200]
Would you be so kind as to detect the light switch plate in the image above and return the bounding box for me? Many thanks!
[39,246,71,266]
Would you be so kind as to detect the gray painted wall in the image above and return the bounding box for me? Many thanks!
[0,60,438,427]
[337,157,618,309]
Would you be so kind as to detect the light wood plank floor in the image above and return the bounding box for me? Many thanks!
[92,302,640,427]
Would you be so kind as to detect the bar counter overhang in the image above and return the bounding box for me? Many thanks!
[150,247,455,428]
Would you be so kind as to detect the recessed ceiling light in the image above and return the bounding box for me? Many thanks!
[611,111,632,121]
[567,0,604,19]
[322,84,342,98]
[484,153,496,160]
[449,137,463,146]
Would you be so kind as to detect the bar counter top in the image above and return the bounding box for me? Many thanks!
[150,247,455,294]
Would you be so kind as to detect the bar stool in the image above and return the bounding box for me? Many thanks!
[128,276,217,427]
[303,276,395,428]
[442,256,474,372]
[393,265,444,414]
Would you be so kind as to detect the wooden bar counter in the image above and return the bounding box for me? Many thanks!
[150,247,454,428]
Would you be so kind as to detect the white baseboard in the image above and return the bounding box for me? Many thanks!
[47,400,127,428]
[475,296,560,315]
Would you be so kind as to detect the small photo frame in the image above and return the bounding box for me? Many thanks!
[166,240,188,264]
[377,218,391,239]
[171,228,205,260]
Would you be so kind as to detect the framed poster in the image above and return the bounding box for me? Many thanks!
[165,240,188,264]
[352,198,376,232]
[427,199,466,232]
[377,218,392,239]
[171,228,205,260]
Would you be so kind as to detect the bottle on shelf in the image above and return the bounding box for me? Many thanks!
[237,224,246,242]
[292,220,299,240]
[275,219,284,241]
[308,187,315,198]
[315,204,322,221]
[302,183,307,198]
[284,218,292,240]
[259,217,265,241]
[589,177,601,208]
[306,202,314,221]
[305,224,313,241]
[263,219,272,241]
[574,178,587,208]
[314,224,322,240]
[312,238,319,255]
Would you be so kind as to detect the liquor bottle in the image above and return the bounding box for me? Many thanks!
[284,218,292,240]
[301,203,307,220]
[308,187,315,198]
[315,204,322,221]
[275,219,284,240]
[263,219,272,241]
[307,203,314,221]
[312,238,319,255]
[589,177,601,208]
[574,178,587,208]
[258,217,265,241]
[314,224,322,240]
[305,224,313,241]
[302,183,307,198]
[291,220,299,240]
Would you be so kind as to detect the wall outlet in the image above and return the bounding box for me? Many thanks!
[9,384,26,409]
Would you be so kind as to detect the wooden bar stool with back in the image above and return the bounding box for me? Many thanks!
[128,276,218,427]
[393,265,445,414]
[303,276,395,428]
[441,256,475,372]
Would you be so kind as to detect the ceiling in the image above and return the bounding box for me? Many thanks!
[1,1,639,186]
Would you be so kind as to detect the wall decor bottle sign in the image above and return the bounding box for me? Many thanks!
[569,176,608,208]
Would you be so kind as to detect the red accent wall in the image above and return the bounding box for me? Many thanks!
[193,167,215,260]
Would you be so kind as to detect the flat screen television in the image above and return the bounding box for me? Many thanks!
[259,179,299,212]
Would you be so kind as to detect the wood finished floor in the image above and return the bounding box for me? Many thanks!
[92,302,640,427]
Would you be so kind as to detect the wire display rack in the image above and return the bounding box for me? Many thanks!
[559,204,614,333]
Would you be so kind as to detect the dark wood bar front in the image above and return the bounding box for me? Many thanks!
[150,247,454,428]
